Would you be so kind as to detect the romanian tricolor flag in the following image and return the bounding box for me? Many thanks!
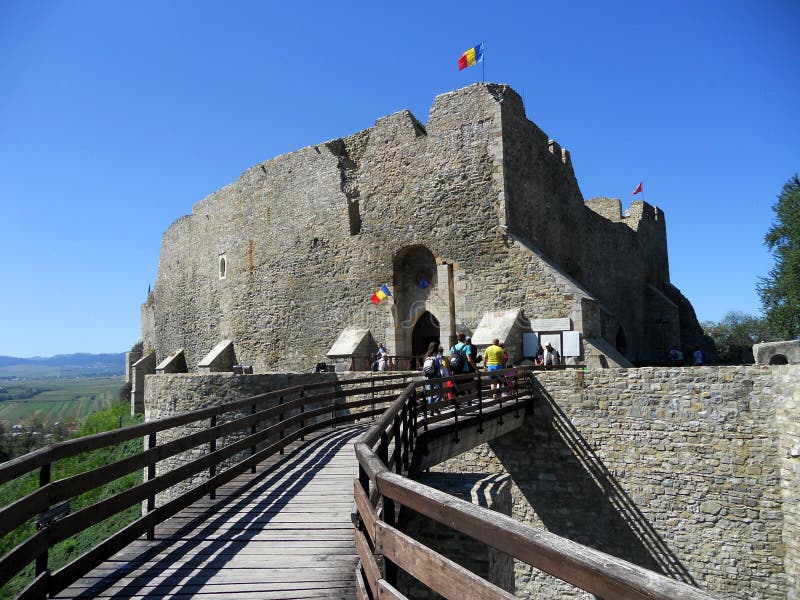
[458,42,484,71]
[370,284,392,305]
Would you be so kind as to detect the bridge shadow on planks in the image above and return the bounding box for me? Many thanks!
[492,379,697,586]
[67,425,366,599]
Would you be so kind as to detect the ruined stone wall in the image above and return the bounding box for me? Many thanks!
[143,83,700,371]
[432,365,800,598]
[498,88,672,363]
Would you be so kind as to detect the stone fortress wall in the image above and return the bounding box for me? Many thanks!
[430,364,800,598]
[141,83,707,373]
[139,363,799,598]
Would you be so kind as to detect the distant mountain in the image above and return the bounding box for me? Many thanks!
[0,353,126,378]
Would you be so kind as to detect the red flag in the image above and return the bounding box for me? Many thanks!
[632,181,643,195]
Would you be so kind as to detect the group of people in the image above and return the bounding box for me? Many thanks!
[532,342,561,366]
[669,346,704,366]
[420,334,517,406]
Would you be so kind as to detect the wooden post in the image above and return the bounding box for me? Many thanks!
[476,372,484,434]
[209,415,217,500]
[379,431,389,469]
[146,432,156,540]
[393,415,402,475]
[299,390,305,441]
[452,384,460,443]
[35,463,51,577]
[401,403,409,472]
[408,390,416,455]
[279,396,284,455]
[250,403,257,473]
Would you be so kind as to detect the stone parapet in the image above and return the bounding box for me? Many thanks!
[131,352,155,415]
[432,365,799,598]
[754,339,800,365]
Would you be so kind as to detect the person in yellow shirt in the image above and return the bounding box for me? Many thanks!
[484,339,505,398]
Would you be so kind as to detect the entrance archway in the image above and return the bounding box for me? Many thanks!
[616,326,627,355]
[412,311,441,358]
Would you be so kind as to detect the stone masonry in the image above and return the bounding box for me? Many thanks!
[141,83,709,374]
[430,365,800,598]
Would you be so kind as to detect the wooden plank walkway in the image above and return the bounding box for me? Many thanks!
[55,425,368,599]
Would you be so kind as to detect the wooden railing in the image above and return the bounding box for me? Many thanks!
[0,372,414,599]
[353,367,717,600]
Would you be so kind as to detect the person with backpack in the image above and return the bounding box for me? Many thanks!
[421,341,442,408]
[448,334,467,397]
[448,333,467,373]
[462,337,479,373]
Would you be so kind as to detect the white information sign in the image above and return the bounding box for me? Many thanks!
[563,330,581,357]
[530,318,571,332]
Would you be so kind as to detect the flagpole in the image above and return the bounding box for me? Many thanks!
[482,41,485,83]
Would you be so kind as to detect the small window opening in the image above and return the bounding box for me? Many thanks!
[219,255,227,280]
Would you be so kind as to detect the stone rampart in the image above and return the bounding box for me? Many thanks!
[431,365,800,598]
[143,83,705,373]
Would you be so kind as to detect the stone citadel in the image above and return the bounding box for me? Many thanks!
[141,83,709,372]
[131,85,799,596]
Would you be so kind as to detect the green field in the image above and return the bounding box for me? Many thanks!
[0,377,124,424]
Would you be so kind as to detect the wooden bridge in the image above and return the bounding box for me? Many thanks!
[1,369,715,599]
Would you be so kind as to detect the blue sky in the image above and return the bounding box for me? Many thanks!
[1,1,798,357]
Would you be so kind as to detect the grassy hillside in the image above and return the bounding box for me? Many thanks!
[0,377,123,424]
[0,402,143,598]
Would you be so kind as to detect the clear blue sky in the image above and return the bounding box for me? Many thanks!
[1,1,798,357]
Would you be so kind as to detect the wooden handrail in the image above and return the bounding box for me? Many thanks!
[352,367,717,599]
[0,373,407,597]
[0,372,412,485]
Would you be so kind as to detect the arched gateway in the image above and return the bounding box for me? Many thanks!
[388,245,449,365]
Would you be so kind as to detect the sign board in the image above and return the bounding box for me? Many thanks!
[523,333,539,357]
[563,330,581,357]
[530,318,571,332]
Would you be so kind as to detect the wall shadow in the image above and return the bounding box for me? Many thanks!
[491,378,696,585]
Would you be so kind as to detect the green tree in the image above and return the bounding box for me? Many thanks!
[702,311,775,362]
[758,175,800,339]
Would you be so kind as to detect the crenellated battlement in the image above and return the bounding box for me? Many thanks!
[547,139,572,166]
[586,197,665,231]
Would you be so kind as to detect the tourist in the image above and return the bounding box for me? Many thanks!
[544,343,560,367]
[693,348,704,366]
[534,344,545,366]
[449,334,466,365]
[669,345,679,366]
[484,338,505,398]
[463,337,479,373]
[376,343,390,371]
[422,342,442,408]
[438,345,455,402]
